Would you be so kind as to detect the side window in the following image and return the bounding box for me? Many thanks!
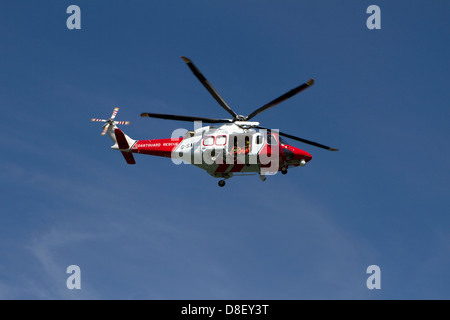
[215,135,227,146]
[203,135,215,146]
[267,134,278,145]
[256,135,264,144]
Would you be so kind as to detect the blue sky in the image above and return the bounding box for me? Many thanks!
[0,1,449,299]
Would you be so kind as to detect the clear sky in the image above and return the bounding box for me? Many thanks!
[0,1,449,299]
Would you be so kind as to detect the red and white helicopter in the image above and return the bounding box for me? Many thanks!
[91,57,338,187]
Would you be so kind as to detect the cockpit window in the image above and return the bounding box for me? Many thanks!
[279,136,288,145]
[267,134,278,145]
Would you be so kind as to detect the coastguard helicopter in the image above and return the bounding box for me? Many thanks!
[91,57,338,187]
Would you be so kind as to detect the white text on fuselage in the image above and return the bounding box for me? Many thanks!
[135,142,178,148]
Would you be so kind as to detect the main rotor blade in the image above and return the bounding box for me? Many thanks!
[181,56,238,119]
[246,79,314,120]
[257,126,339,151]
[141,112,232,124]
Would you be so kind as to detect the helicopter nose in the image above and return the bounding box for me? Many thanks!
[292,147,312,163]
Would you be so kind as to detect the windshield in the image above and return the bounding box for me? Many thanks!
[267,134,278,145]
[279,136,288,145]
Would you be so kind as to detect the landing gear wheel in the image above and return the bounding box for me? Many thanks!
[281,167,288,175]
[218,180,226,187]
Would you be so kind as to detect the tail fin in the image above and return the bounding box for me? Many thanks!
[115,128,136,164]
[109,127,137,165]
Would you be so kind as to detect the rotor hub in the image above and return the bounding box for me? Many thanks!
[234,115,248,121]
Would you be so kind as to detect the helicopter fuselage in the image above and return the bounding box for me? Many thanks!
[129,122,312,179]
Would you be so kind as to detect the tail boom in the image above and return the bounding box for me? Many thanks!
[131,138,183,158]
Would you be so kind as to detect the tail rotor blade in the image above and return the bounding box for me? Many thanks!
[101,125,109,136]
[91,118,107,122]
[110,107,119,120]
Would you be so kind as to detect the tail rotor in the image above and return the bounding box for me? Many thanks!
[91,107,130,135]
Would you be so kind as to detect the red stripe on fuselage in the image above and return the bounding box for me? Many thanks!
[215,163,230,173]
[132,138,182,158]
[230,163,245,172]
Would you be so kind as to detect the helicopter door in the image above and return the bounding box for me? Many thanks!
[253,133,265,156]
[258,133,281,171]
[228,134,253,160]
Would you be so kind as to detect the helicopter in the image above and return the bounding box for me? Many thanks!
[91,57,338,187]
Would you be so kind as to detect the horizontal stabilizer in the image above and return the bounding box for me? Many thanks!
[121,151,136,165]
